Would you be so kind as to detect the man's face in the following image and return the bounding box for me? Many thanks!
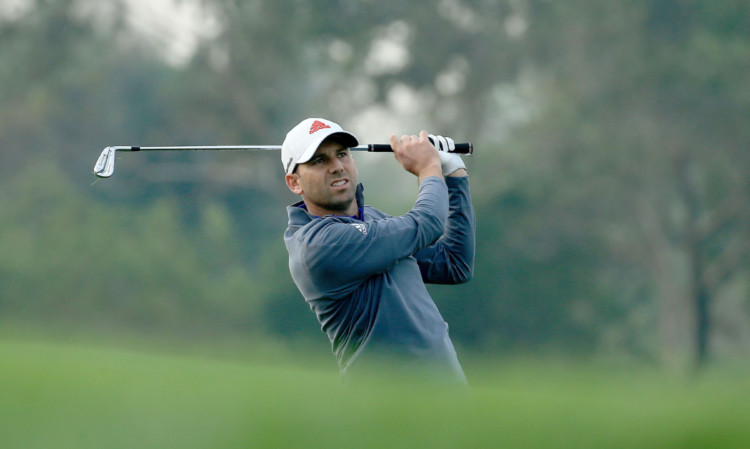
[285,139,359,217]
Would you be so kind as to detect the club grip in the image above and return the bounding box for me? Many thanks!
[367,142,473,155]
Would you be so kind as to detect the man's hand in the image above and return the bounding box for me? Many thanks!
[429,134,467,177]
[389,131,443,182]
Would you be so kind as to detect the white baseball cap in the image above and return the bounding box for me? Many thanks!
[281,118,359,175]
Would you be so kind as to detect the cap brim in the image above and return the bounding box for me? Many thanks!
[296,131,359,166]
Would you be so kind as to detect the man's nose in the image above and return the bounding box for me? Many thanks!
[329,157,345,172]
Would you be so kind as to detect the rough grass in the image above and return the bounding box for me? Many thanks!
[1,339,748,449]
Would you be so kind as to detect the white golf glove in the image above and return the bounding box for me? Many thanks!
[429,134,465,176]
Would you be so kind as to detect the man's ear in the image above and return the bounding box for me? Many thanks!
[285,173,303,195]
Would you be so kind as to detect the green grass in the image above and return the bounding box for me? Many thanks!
[1,339,748,449]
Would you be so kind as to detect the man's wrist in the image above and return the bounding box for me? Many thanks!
[417,163,444,183]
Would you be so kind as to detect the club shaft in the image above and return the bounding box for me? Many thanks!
[94,142,473,178]
[108,143,472,154]
[110,145,282,152]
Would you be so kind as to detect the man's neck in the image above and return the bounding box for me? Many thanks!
[304,201,359,217]
[300,202,362,220]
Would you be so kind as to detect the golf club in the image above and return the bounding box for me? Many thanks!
[93,141,473,178]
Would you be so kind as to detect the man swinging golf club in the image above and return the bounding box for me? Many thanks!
[283,118,475,385]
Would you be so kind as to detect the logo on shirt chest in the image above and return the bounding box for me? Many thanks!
[350,223,368,235]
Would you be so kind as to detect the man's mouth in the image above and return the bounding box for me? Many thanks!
[331,179,348,188]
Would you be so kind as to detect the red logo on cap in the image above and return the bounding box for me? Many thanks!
[309,120,331,134]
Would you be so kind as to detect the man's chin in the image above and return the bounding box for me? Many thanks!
[329,203,356,215]
[326,195,357,214]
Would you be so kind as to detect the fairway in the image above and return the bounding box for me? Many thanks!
[1,340,748,449]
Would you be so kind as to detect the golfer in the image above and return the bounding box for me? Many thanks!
[282,118,475,384]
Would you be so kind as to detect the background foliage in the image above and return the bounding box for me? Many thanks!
[1,0,748,374]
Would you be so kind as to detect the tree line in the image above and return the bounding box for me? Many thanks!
[1,0,748,372]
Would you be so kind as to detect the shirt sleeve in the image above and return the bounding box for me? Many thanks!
[414,176,475,284]
[297,177,449,298]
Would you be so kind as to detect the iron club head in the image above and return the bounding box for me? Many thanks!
[94,146,116,178]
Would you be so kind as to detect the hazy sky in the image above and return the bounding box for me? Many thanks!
[0,0,216,65]
[121,0,219,65]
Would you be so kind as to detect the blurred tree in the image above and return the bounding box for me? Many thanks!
[0,161,267,338]
[504,0,750,370]
[0,0,186,187]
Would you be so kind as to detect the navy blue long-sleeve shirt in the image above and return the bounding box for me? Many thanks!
[284,176,475,383]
